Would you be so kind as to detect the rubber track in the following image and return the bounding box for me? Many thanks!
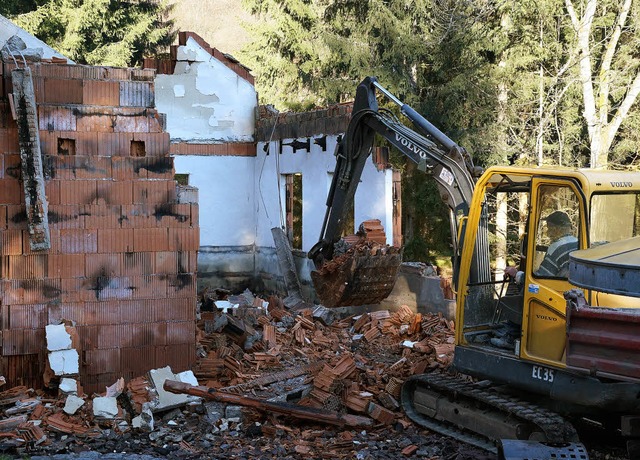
[403,373,579,450]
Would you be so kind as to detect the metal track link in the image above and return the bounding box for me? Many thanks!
[410,373,579,443]
[400,398,499,454]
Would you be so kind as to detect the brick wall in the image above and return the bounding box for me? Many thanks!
[0,61,198,393]
[255,103,353,142]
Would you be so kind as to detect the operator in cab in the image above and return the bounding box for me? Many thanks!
[534,210,578,278]
[505,209,578,282]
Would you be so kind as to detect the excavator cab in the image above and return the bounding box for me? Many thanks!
[455,170,587,365]
[455,169,640,368]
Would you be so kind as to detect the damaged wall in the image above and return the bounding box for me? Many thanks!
[149,32,396,298]
[151,32,256,143]
[148,33,258,293]
[0,58,198,393]
[253,107,396,298]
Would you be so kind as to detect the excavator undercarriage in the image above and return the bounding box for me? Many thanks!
[402,372,586,458]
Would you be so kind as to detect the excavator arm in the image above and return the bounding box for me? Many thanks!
[309,77,489,307]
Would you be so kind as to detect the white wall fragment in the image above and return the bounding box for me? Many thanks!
[93,396,119,419]
[63,395,85,415]
[176,370,199,387]
[106,377,125,398]
[214,300,238,313]
[45,324,72,351]
[48,349,79,375]
[59,378,78,395]
[132,402,155,431]
[173,85,185,97]
[148,366,190,411]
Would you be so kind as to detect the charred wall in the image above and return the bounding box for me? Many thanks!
[0,61,199,393]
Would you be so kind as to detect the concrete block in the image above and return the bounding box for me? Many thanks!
[380,263,455,320]
[48,349,79,375]
[63,395,85,415]
[59,378,78,395]
[176,370,198,386]
[148,366,190,412]
[45,324,72,351]
[93,396,119,419]
[132,402,154,431]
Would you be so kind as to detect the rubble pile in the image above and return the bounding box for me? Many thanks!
[0,291,495,459]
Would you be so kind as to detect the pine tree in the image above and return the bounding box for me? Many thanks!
[239,0,325,110]
[0,1,41,17]
[10,0,175,67]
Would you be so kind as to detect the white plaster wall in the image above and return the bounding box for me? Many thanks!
[254,135,394,252]
[173,156,255,247]
[356,162,395,242]
[154,37,256,142]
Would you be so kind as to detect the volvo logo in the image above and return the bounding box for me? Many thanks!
[610,181,633,187]
[394,133,427,159]
[535,314,557,322]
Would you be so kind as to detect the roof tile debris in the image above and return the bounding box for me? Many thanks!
[0,288,467,458]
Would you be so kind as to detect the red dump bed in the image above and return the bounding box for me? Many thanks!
[566,299,640,381]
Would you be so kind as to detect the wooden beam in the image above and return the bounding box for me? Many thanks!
[163,380,372,428]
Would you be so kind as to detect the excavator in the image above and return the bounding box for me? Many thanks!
[308,76,640,459]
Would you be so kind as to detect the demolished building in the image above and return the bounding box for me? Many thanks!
[146,32,452,315]
[0,17,453,392]
[146,32,401,300]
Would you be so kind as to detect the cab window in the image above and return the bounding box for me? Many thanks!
[590,192,640,246]
[532,185,580,279]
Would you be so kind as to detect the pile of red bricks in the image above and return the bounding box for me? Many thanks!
[0,60,198,393]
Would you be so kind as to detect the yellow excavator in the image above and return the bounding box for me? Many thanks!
[308,77,640,459]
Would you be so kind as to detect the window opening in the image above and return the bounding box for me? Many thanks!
[130,140,146,157]
[174,174,189,186]
[284,173,303,249]
[590,192,640,245]
[57,138,76,155]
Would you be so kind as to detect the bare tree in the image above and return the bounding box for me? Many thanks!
[565,0,640,168]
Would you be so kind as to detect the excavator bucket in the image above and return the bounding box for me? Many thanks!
[311,242,402,307]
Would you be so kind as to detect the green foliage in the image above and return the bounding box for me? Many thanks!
[11,0,176,67]
[239,0,324,109]
[0,0,41,16]
[401,163,452,263]
[240,0,437,110]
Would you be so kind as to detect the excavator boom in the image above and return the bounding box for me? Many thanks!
[309,77,488,307]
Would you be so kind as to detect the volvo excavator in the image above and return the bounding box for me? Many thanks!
[308,77,640,459]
